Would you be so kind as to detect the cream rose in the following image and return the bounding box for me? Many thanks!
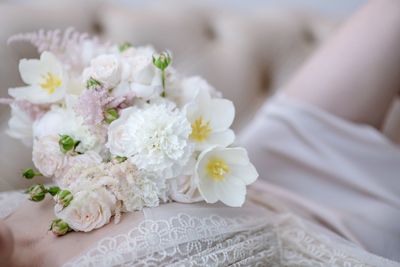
[55,186,117,232]
[32,135,65,177]
[55,151,103,187]
[113,47,162,100]
[83,54,121,88]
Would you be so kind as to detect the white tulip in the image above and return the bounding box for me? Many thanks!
[186,89,235,151]
[195,146,258,207]
[9,52,66,104]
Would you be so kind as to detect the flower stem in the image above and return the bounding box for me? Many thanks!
[161,70,166,97]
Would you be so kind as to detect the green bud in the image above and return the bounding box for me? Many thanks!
[55,190,73,207]
[47,186,61,196]
[86,77,102,89]
[22,168,41,179]
[152,52,172,71]
[59,135,79,154]
[114,156,127,163]
[104,108,119,123]
[26,184,47,202]
[118,42,133,53]
[49,218,71,236]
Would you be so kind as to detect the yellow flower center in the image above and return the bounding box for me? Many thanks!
[206,158,229,181]
[190,116,212,142]
[40,72,62,95]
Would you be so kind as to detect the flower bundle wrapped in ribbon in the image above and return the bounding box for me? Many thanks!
[1,29,258,235]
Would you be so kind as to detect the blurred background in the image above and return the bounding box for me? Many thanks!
[0,0,367,191]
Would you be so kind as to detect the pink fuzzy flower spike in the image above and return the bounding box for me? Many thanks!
[75,89,125,126]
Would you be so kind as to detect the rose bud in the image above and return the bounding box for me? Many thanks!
[22,168,42,179]
[49,218,71,236]
[59,135,79,154]
[55,190,73,207]
[152,52,172,71]
[26,184,47,202]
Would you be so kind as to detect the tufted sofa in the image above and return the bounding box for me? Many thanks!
[0,0,339,191]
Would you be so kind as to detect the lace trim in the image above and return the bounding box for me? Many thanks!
[64,213,269,267]
[64,213,399,267]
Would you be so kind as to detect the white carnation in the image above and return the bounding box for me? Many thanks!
[107,159,165,211]
[107,103,193,178]
[55,185,116,232]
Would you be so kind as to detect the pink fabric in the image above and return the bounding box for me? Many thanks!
[239,93,400,262]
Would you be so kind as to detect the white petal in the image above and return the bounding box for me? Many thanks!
[214,147,250,165]
[229,163,258,185]
[130,83,161,99]
[216,178,246,207]
[197,174,219,204]
[19,58,46,85]
[41,51,63,74]
[207,129,235,148]
[9,85,64,104]
[209,98,235,131]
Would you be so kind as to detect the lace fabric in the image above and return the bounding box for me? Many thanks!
[64,212,400,267]
[0,190,399,267]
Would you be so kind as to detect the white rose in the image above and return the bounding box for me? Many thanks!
[55,186,116,232]
[33,105,100,153]
[83,54,121,88]
[113,47,162,100]
[176,76,222,106]
[32,135,65,177]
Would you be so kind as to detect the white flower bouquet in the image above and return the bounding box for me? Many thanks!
[1,29,258,235]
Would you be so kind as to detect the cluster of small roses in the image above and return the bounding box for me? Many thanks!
[2,30,258,235]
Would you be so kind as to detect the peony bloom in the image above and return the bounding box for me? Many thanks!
[83,54,121,88]
[195,146,258,207]
[32,135,65,177]
[9,52,66,104]
[186,89,235,151]
[107,103,193,178]
[55,186,116,232]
